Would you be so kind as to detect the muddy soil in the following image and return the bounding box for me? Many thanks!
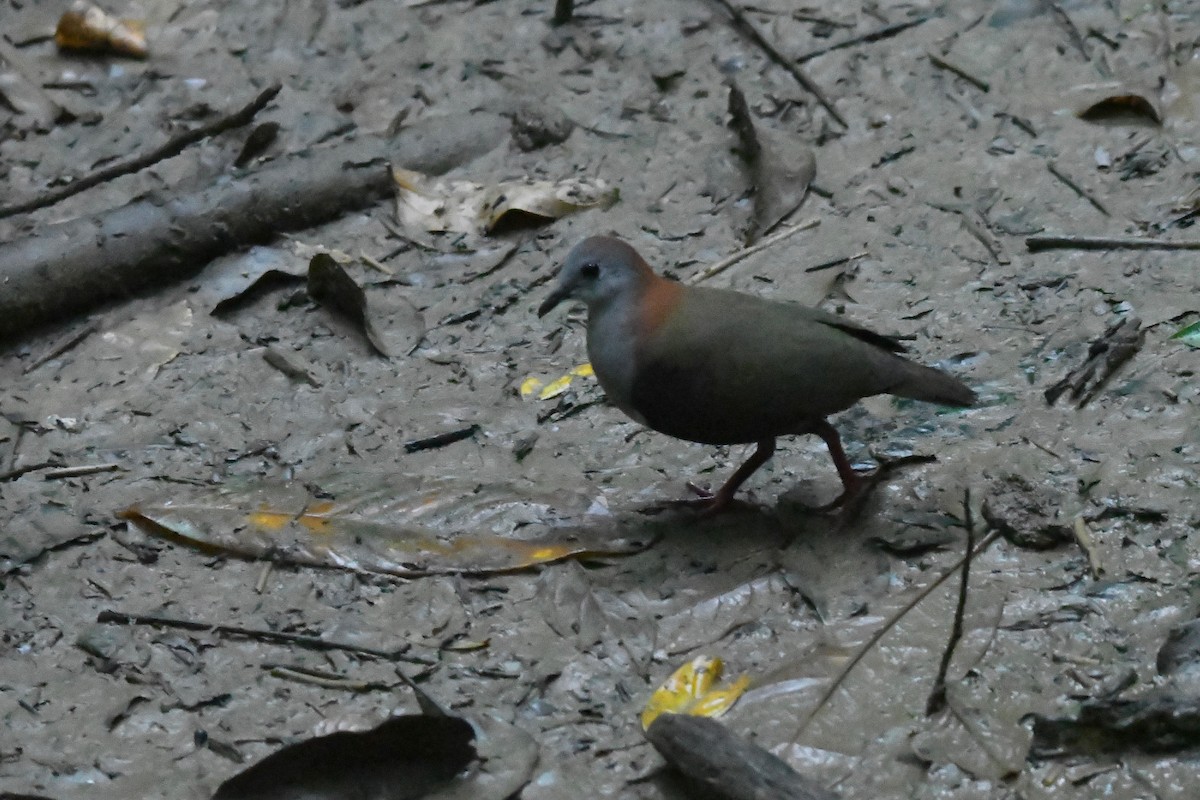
[1,0,1198,798]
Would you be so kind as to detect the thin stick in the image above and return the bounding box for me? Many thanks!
[96,609,411,661]
[0,83,282,220]
[789,528,1001,744]
[42,462,122,480]
[796,16,928,63]
[1072,516,1103,579]
[927,52,990,92]
[1048,2,1089,61]
[268,665,393,691]
[709,0,847,127]
[1046,162,1109,216]
[1027,235,1200,252]
[689,219,819,285]
[24,320,98,374]
[552,0,573,25]
[805,251,868,273]
[926,488,976,715]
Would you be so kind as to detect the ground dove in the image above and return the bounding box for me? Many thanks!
[537,236,976,513]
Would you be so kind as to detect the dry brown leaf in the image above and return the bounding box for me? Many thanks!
[55,1,148,58]
[120,473,656,577]
[392,168,617,238]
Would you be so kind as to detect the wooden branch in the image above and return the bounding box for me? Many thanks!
[0,112,509,345]
[646,714,840,800]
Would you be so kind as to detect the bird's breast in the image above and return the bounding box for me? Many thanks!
[585,305,648,426]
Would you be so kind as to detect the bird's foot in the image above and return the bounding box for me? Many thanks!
[648,482,739,516]
[798,470,873,513]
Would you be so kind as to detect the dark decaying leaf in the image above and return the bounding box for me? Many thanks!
[646,714,840,800]
[1077,93,1162,125]
[727,82,816,243]
[120,473,657,576]
[1157,618,1200,676]
[307,253,425,357]
[1044,316,1143,407]
[212,714,474,800]
[1029,694,1200,758]
[1,493,104,573]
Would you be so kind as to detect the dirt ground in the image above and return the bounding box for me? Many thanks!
[2,0,1199,798]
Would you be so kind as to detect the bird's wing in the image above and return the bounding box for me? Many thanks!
[630,287,910,444]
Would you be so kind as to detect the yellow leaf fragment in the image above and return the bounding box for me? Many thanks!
[520,364,594,401]
[519,377,545,400]
[538,374,573,401]
[641,656,750,730]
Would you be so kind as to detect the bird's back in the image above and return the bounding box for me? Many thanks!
[628,286,972,445]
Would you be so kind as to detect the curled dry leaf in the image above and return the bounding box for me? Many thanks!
[307,253,425,358]
[120,473,657,577]
[212,714,475,799]
[727,82,817,243]
[55,1,147,58]
[393,167,618,238]
[1075,84,1162,125]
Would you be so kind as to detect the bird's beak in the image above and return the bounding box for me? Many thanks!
[537,284,570,318]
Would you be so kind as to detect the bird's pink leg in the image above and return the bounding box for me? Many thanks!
[809,419,866,511]
[685,438,776,514]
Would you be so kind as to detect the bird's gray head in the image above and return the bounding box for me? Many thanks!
[537,236,650,318]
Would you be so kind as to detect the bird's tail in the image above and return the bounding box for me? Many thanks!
[890,359,976,407]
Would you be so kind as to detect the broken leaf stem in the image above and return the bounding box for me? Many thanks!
[926,488,975,715]
[790,528,1000,744]
[0,84,282,220]
[96,609,414,662]
[1027,235,1200,252]
[709,0,847,127]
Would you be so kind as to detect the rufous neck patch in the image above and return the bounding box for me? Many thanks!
[637,274,684,337]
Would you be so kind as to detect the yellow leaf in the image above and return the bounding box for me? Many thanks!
[519,377,545,399]
[538,374,574,400]
[641,656,749,730]
[520,364,594,401]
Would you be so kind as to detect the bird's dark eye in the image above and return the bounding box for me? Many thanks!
[580,262,600,279]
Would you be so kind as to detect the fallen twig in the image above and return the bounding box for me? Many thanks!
[928,52,990,92]
[0,84,282,220]
[796,16,927,63]
[267,664,395,692]
[1044,316,1143,407]
[23,319,98,374]
[805,251,868,274]
[1046,162,1109,216]
[790,528,1001,743]
[929,203,1009,264]
[689,218,819,284]
[0,112,509,345]
[1027,234,1200,252]
[42,462,122,480]
[1072,515,1103,579]
[709,0,847,127]
[1048,2,1089,61]
[97,609,413,661]
[404,424,481,454]
[927,488,975,715]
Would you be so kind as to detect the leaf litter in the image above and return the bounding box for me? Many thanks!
[2,0,1199,797]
